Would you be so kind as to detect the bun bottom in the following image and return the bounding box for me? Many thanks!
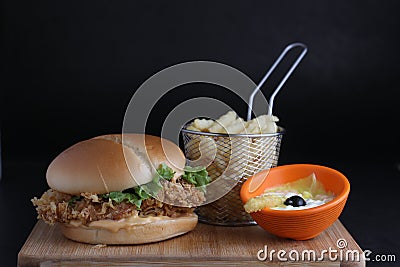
[60,214,198,245]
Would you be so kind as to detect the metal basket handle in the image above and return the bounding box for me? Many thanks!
[247,43,308,120]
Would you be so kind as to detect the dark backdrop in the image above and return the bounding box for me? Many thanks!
[1,1,400,266]
[2,0,400,163]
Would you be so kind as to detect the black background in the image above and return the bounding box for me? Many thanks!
[1,1,400,266]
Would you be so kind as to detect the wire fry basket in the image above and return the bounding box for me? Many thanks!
[181,43,307,226]
[181,129,284,225]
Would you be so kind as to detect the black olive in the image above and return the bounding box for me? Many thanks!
[283,198,293,206]
[284,195,306,207]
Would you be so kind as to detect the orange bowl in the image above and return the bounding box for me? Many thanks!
[240,164,350,240]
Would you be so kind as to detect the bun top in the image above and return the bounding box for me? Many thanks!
[46,134,186,194]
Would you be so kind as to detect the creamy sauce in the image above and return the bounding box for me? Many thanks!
[89,215,172,232]
[67,215,195,233]
[266,192,334,210]
[244,173,336,213]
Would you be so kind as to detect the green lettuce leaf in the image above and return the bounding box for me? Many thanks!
[99,164,211,209]
[157,163,175,180]
[182,166,211,192]
[134,186,151,199]
[68,195,82,205]
[101,191,143,209]
[100,164,172,209]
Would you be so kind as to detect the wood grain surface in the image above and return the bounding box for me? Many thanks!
[18,220,365,267]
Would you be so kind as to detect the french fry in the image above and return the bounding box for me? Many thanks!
[194,119,214,131]
[185,112,279,182]
[208,111,237,133]
[208,122,225,134]
[225,118,246,134]
[216,111,237,126]
[186,125,200,131]
[186,111,279,135]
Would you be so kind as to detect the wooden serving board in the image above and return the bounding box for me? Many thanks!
[18,220,365,267]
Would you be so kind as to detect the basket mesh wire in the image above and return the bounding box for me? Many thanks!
[181,128,283,226]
